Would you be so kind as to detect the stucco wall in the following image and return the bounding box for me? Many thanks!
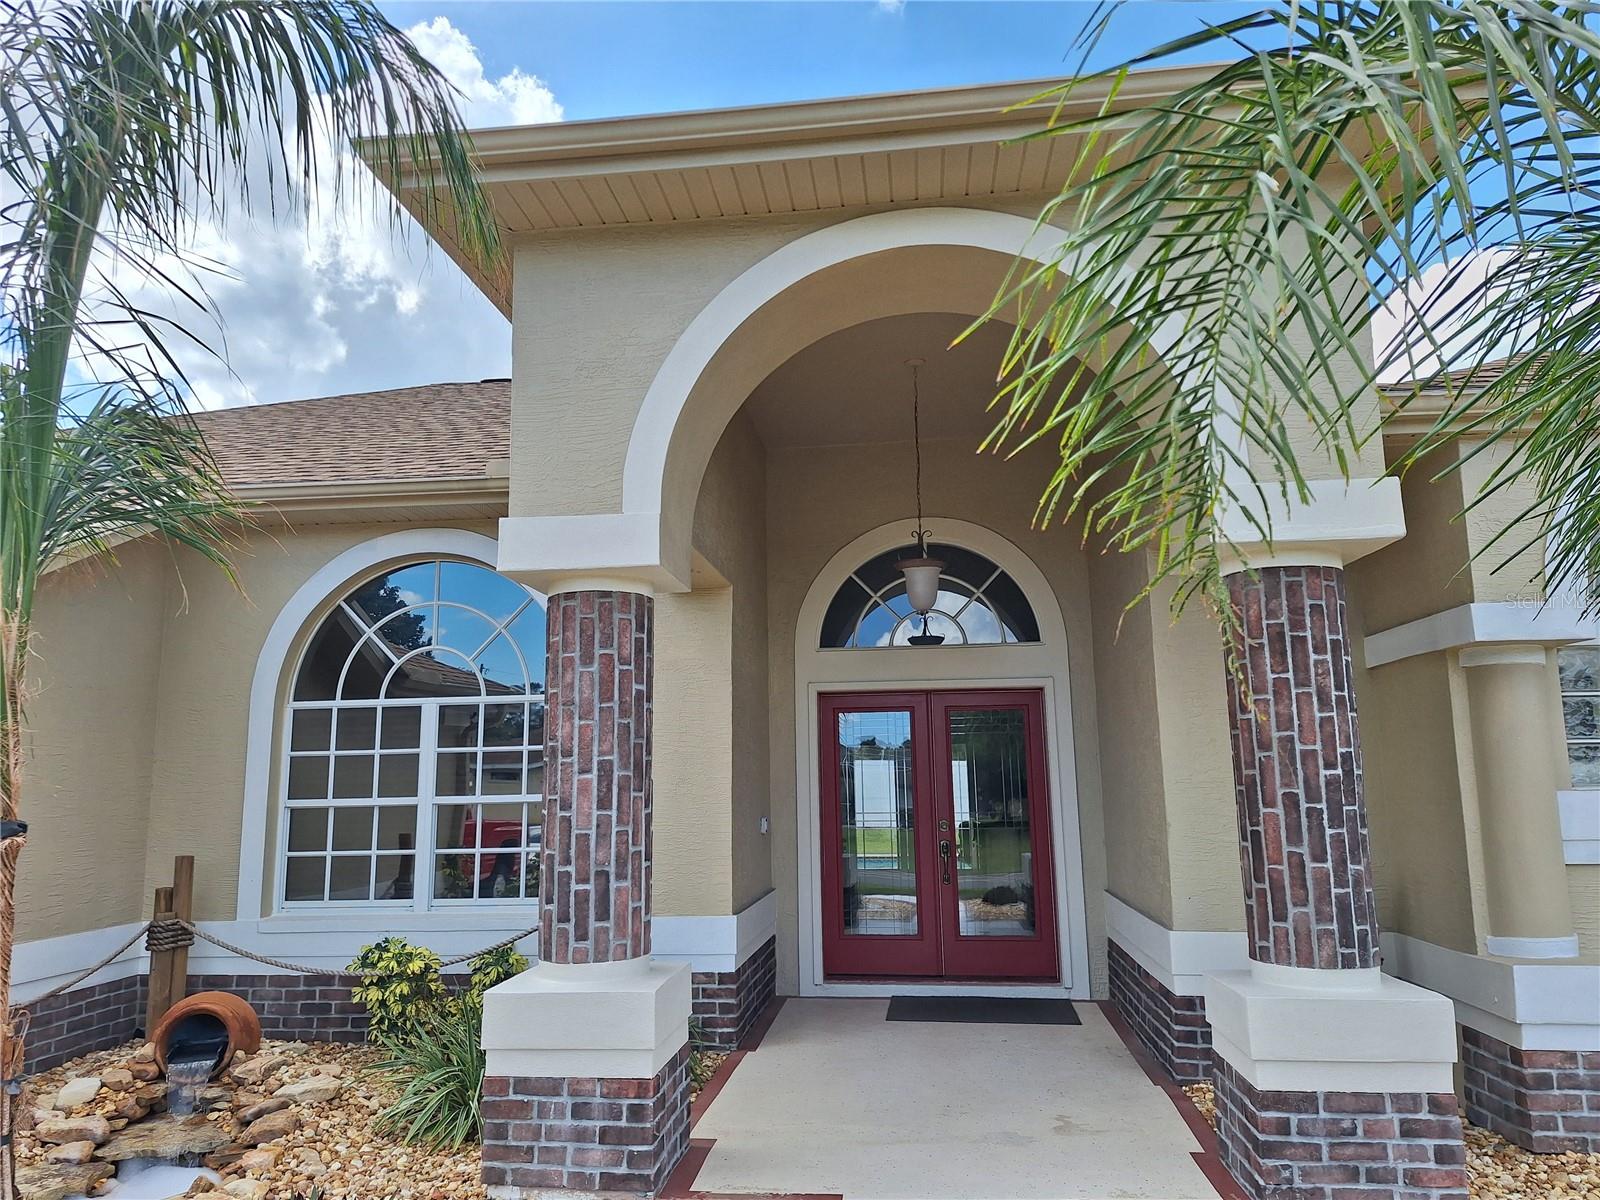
[21,542,170,941]
[653,413,771,918]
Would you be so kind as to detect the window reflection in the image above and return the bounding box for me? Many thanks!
[820,544,1041,649]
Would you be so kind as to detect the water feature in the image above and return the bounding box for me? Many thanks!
[161,1012,230,1117]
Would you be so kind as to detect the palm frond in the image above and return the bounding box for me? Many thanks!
[982,1,1600,619]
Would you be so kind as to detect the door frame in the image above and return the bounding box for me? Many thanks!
[792,518,1091,1000]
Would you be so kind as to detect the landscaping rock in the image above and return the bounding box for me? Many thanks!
[34,1115,110,1146]
[131,1041,156,1063]
[15,1160,114,1200]
[233,1096,290,1124]
[96,1113,231,1161]
[52,1077,100,1109]
[112,1093,150,1122]
[127,1059,161,1082]
[43,1140,97,1164]
[203,1144,249,1171]
[99,1068,134,1092]
[184,1179,218,1196]
[236,1146,282,1172]
[238,1109,298,1146]
[228,1055,284,1086]
[274,1074,342,1104]
[222,1180,270,1200]
[289,1146,328,1178]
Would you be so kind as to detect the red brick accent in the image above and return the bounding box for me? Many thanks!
[542,590,654,966]
[1461,1026,1600,1154]
[1211,1058,1468,1199]
[189,973,371,1043]
[1106,940,1212,1082]
[690,936,777,1051]
[1225,565,1379,970]
[20,974,145,1073]
[481,1045,692,1196]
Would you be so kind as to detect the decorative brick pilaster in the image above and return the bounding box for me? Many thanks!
[1461,1027,1600,1153]
[542,590,654,966]
[690,936,777,1051]
[1225,565,1379,970]
[1211,1059,1469,1200]
[1106,940,1212,1082]
[482,1046,691,1197]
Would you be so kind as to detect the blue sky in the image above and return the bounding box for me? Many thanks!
[101,2,1271,409]
[378,2,1260,123]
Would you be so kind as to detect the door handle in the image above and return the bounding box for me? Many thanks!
[939,839,952,885]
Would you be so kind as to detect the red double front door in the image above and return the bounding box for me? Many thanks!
[819,689,1059,981]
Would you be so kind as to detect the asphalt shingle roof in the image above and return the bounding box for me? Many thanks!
[191,380,511,488]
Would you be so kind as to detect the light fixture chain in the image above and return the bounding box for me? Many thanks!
[911,360,926,555]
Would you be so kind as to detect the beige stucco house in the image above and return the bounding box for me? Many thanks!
[17,70,1600,1200]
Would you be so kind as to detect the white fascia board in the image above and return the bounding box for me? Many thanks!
[1365,602,1598,668]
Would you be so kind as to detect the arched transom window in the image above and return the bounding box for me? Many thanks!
[820,543,1041,649]
[282,559,546,908]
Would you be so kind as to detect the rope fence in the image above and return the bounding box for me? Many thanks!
[20,918,539,1011]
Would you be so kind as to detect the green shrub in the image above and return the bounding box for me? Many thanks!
[349,936,446,1044]
[373,996,485,1148]
[465,945,527,1001]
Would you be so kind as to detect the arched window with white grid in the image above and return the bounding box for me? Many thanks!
[280,559,546,908]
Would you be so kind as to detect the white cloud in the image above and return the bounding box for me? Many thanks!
[72,17,561,410]
[876,0,907,12]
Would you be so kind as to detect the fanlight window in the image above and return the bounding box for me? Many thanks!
[282,560,546,908]
[820,543,1040,648]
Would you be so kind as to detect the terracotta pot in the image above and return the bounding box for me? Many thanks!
[151,991,263,1078]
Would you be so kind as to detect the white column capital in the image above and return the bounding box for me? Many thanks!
[1215,476,1406,577]
[1458,643,1549,669]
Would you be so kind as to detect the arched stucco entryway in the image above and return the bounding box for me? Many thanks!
[790,518,1091,998]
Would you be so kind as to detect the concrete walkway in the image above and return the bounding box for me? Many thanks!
[689,998,1220,1200]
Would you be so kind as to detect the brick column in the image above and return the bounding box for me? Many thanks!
[542,589,654,966]
[481,585,692,1199]
[1225,564,1379,971]
[1206,562,1467,1200]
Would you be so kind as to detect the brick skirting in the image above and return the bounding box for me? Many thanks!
[20,974,145,1074]
[189,973,370,1043]
[1461,1026,1600,1154]
[691,935,777,1051]
[1211,1058,1468,1200]
[481,1043,692,1197]
[1106,939,1212,1082]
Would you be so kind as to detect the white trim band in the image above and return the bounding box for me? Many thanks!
[1365,602,1598,669]
[1382,932,1600,1051]
[1214,477,1406,576]
[1104,892,1251,997]
[1560,790,1600,864]
[1459,644,1549,669]
[1484,934,1581,960]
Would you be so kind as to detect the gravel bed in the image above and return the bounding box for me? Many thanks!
[1181,1081,1600,1199]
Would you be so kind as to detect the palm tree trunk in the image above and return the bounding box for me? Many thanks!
[0,613,27,1200]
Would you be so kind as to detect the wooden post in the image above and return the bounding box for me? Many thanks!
[143,854,195,1036]
[144,886,174,1037]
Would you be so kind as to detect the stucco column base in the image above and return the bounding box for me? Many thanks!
[1205,967,1468,1200]
[481,960,693,1198]
[483,958,691,1079]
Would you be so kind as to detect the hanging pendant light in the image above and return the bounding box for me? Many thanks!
[895,358,945,644]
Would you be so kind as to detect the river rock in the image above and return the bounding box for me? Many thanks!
[127,1059,162,1082]
[34,1115,110,1146]
[274,1074,341,1104]
[238,1108,298,1146]
[96,1112,232,1161]
[112,1093,151,1122]
[15,1161,115,1200]
[132,1040,157,1063]
[290,1146,328,1177]
[99,1068,135,1092]
[185,1179,218,1196]
[44,1140,97,1164]
[233,1095,291,1124]
[228,1055,285,1086]
[223,1181,270,1200]
[52,1077,101,1109]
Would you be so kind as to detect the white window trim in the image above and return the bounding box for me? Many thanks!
[236,529,506,921]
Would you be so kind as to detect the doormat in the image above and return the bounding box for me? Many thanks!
[885,996,1080,1025]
